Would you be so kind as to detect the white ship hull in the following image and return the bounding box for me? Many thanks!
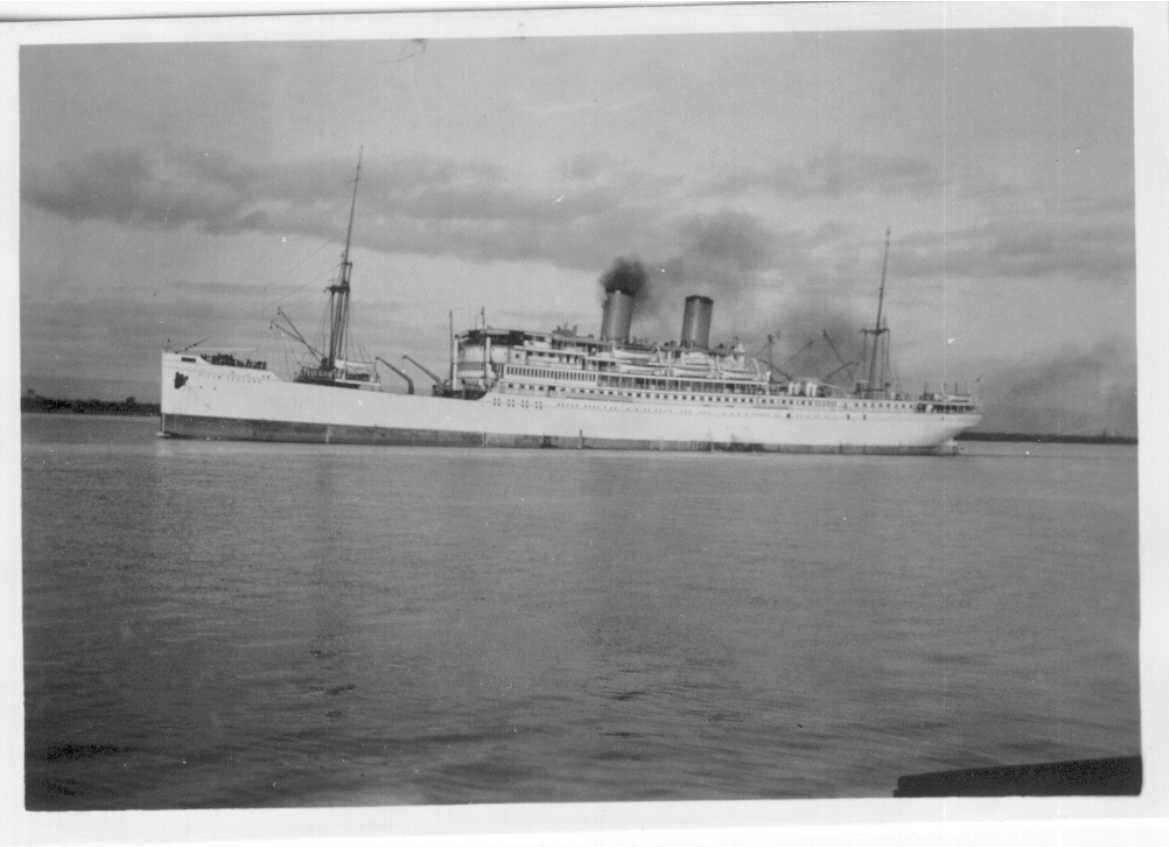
[161,353,980,454]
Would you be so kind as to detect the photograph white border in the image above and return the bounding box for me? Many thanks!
[3,2,1166,844]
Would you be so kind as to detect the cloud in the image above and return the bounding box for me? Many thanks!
[23,142,1136,393]
[24,147,246,229]
[894,216,1134,284]
[700,149,942,200]
[19,144,943,301]
[698,149,1135,291]
[675,211,776,273]
[23,145,690,273]
[880,172,1135,286]
[559,151,615,182]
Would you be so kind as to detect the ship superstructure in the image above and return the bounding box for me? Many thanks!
[160,157,981,453]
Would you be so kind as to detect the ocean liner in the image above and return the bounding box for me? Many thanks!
[159,157,981,453]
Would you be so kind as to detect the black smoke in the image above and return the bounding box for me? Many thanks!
[599,256,648,298]
[593,215,888,377]
[980,341,1138,435]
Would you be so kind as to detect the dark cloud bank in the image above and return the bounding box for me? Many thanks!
[700,149,943,200]
[26,143,1130,293]
[24,145,879,345]
[24,145,1138,431]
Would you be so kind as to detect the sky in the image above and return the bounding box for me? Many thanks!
[16,5,1142,434]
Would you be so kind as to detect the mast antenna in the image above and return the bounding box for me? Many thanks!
[864,226,891,396]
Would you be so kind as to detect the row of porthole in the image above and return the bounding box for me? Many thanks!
[496,398,544,410]
[542,404,870,426]
[497,392,918,425]
[540,400,863,423]
[509,384,807,404]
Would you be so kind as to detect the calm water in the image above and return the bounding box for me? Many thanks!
[21,414,1140,808]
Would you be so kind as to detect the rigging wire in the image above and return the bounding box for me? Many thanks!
[260,159,366,375]
[262,236,340,305]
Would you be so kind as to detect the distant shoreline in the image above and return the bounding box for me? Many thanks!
[20,396,1136,445]
[22,396,160,417]
[955,431,1136,446]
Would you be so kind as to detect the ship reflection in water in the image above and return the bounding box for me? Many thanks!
[22,416,1139,807]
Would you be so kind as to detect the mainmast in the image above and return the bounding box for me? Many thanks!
[326,147,363,370]
[863,226,891,397]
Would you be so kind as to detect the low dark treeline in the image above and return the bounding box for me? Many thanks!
[22,394,160,417]
[958,430,1136,446]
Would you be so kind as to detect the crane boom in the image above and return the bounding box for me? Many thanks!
[376,356,414,394]
[401,354,444,386]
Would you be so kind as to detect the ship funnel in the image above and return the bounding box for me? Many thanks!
[680,295,713,349]
[600,289,635,343]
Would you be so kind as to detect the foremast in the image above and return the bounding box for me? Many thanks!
[270,148,377,388]
[326,147,362,372]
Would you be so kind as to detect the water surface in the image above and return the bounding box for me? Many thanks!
[22,414,1140,808]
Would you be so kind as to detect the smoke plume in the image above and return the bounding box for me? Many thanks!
[599,256,648,297]
[769,295,872,381]
[590,213,888,385]
[979,341,1138,435]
